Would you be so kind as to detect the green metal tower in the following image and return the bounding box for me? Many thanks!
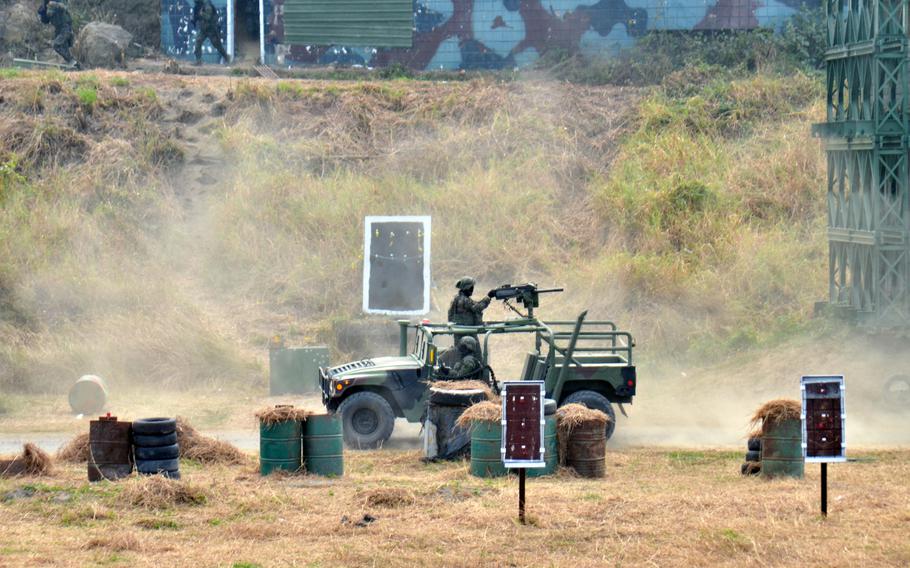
[814,0,910,326]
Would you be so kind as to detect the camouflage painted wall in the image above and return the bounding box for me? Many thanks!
[161,0,230,62]
[264,0,818,69]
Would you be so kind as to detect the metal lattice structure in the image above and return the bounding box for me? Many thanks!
[814,0,910,326]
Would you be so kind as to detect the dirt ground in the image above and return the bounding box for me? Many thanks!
[0,448,908,567]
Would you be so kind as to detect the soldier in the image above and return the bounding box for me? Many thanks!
[447,276,494,327]
[449,337,482,380]
[192,0,230,65]
[37,0,77,67]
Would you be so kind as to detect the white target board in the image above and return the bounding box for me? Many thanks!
[362,216,431,315]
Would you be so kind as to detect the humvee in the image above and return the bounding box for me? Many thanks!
[320,305,637,449]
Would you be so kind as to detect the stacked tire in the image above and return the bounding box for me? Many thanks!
[740,436,761,476]
[133,417,180,479]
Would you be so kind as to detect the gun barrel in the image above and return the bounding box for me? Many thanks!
[536,288,564,294]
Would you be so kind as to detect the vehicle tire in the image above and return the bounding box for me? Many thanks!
[136,458,180,474]
[429,387,487,407]
[133,417,177,435]
[338,392,396,450]
[544,398,557,416]
[132,432,178,447]
[162,470,180,480]
[747,437,761,452]
[741,462,761,476]
[883,374,910,409]
[135,444,180,461]
[562,390,617,441]
[745,450,761,462]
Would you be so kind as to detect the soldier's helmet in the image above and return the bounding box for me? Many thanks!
[457,336,478,355]
[455,276,476,291]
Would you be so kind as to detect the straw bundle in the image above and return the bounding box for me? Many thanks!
[556,404,610,466]
[1,443,53,477]
[56,432,90,463]
[749,399,801,437]
[176,416,246,465]
[119,475,209,509]
[429,380,495,400]
[454,401,502,429]
[255,406,312,425]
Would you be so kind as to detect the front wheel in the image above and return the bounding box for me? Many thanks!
[562,390,617,441]
[337,391,396,450]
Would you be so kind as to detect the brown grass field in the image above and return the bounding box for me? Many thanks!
[1,447,908,567]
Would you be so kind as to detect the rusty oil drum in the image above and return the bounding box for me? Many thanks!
[566,422,606,478]
[760,417,804,479]
[88,415,133,482]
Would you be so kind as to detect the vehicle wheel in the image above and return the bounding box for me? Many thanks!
[338,392,396,450]
[883,375,910,409]
[133,417,177,435]
[135,444,180,461]
[747,437,761,452]
[745,450,761,462]
[562,390,617,441]
[136,458,180,474]
[133,432,178,447]
[429,387,488,407]
[544,398,557,416]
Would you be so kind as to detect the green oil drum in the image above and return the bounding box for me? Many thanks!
[527,415,557,478]
[260,419,302,475]
[761,418,804,479]
[470,421,507,478]
[303,414,344,477]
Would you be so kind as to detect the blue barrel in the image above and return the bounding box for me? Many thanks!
[303,414,344,477]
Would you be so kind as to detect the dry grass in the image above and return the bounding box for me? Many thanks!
[255,405,312,425]
[176,416,246,465]
[118,475,209,509]
[1,443,53,477]
[0,448,907,566]
[360,487,417,508]
[56,432,90,463]
[749,398,801,436]
[455,401,502,429]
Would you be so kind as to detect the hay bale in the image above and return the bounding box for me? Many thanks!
[175,416,246,465]
[555,404,610,466]
[56,433,90,463]
[255,406,312,426]
[361,487,416,508]
[1,443,52,477]
[119,476,208,509]
[454,401,501,429]
[749,399,801,437]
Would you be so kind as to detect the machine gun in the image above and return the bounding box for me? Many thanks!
[490,283,563,318]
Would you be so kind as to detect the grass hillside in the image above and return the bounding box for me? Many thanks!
[0,55,827,395]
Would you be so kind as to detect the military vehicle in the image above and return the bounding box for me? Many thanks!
[320,284,637,449]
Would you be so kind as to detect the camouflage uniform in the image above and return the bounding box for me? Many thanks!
[447,276,491,349]
[38,0,74,64]
[450,337,481,379]
[193,0,229,64]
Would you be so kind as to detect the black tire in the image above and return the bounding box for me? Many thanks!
[135,444,180,461]
[747,437,761,452]
[133,432,178,447]
[338,391,396,450]
[883,375,910,409]
[429,387,487,407]
[562,390,617,441]
[544,398,557,416]
[133,417,177,435]
[163,470,180,480]
[136,458,180,474]
[745,450,761,462]
[741,462,761,476]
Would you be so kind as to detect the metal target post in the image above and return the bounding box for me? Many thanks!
[501,381,546,525]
